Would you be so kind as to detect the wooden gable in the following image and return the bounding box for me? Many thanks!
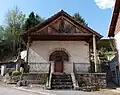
[34,16,91,35]
[22,10,102,41]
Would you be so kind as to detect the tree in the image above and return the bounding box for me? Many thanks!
[0,26,13,60]
[23,12,44,31]
[73,12,87,25]
[5,6,26,42]
[0,7,46,61]
[88,39,115,73]
[96,39,115,72]
[4,6,26,53]
[97,39,115,62]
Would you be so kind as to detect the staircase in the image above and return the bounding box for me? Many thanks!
[51,73,73,89]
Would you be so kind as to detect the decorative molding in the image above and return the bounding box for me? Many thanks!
[47,47,71,61]
[73,63,90,73]
[73,63,90,64]
[29,63,50,73]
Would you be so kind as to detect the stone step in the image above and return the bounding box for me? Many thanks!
[51,74,73,89]
[52,81,73,85]
[53,76,71,79]
[52,79,72,82]
[52,73,70,75]
[52,74,71,76]
[51,85,73,89]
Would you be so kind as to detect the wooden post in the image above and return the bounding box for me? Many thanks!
[26,37,30,72]
[16,37,22,71]
[1,65,6,76]
[93,35,97,72]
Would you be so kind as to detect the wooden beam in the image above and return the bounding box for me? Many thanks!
[49,25,59,33]
[36,16,61,33]
[26,37,31,72]
[63,16,87,33]
[26,37,30,63]
[87,38,93,43]
[93,35,97,72]
[30,32,92,36]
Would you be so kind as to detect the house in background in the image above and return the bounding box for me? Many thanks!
[108,0,120,85]
[0,56,25,76]
[21,10,105,89]
[109,56,119,84]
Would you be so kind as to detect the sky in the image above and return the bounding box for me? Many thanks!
[0,0,115,37]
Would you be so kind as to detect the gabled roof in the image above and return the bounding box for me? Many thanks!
[22,10,102,38]
[108,0,120,37]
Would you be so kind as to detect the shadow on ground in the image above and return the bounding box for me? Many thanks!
[107,81,119,89]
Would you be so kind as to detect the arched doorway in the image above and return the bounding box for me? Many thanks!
[49,50,69,72]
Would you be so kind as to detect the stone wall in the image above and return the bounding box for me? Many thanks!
[29,63,50,73]
[75,73,106,89]
[22,73,48,84]
[3,73,48,85]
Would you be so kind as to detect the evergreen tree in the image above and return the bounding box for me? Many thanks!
[24,12,44,31]
[73,12,87,25]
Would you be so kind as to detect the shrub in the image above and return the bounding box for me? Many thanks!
[12,71,22,76]
[8,69,15,76]
[11,76,20,83]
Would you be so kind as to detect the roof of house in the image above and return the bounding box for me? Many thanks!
[108,0,120,37]
[22,10,102,38]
